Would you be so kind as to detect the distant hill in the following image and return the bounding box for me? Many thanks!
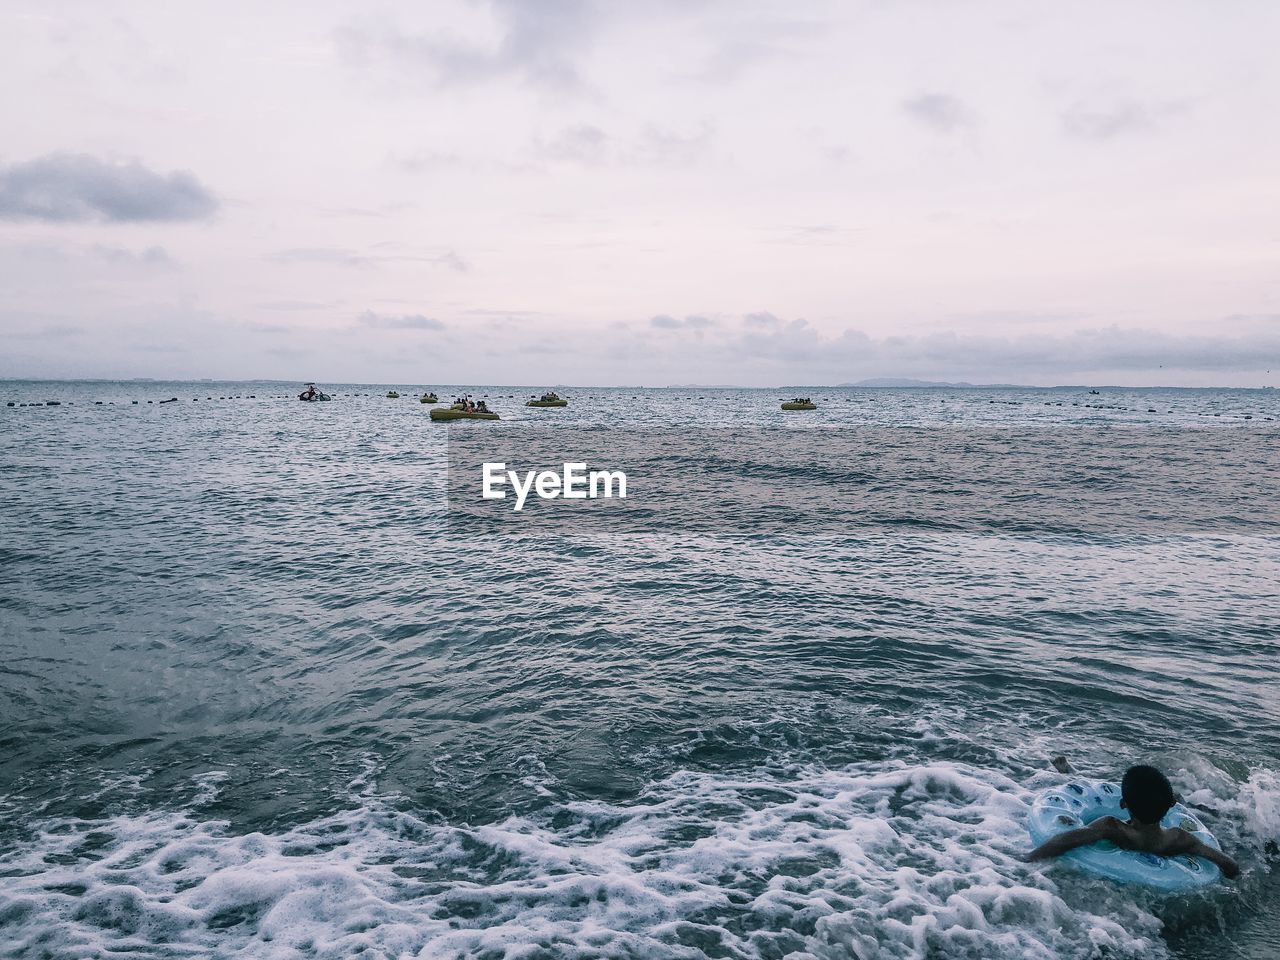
[840,377,1026,388]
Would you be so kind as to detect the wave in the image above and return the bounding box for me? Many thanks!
[2,760,1274,960]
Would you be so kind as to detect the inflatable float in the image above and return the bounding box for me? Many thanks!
[1028,779,1223,890]
[430,407,500,422]
[527,393,568,407]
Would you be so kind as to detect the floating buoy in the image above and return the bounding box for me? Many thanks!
[47,401,61,406]
[1029,779,1225,890]
[5,402,13,407]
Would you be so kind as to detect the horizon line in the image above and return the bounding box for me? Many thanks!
[2,376,1277,392]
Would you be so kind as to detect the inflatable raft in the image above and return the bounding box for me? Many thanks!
[1028,779,1223,890]
[782,402,816,410]
[430,407,500,422]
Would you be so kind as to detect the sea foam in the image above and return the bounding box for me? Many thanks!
[5,759,1266,959]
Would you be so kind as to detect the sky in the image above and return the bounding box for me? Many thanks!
[2,0,1278,387]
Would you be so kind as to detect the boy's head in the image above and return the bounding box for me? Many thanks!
[1121,765,1177,824]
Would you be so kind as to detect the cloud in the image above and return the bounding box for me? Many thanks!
[258,299,341,312]
[1061,99,1190,141]
[0,153,217,223]
[535,122,713,168]
[463,307,555,319]
[695,38,784,83]
[714,318,1280,376]
[539,123,611,164]
[588,312,1280,383]
[337,0,597,92]
[358,310,446,331]
[272,247,372,267]
[634,124,713,166]
[432,249,470,273]
[392,150,467,173]
[8,323,85,340]
[767,224,861,247]
[90,244,176,268]
[271,246,468,271]
[5,240,176,269]
[390,149,535,176]
[650,314,715,330]
[317,202,416,219]
[683,11,825,84]
[902,94,976,134]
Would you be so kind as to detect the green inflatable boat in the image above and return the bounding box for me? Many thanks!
[782,401,817,410]
[386,391,401,399]
[430,407,500,422]
[527,393,568,407]
[419,393,439,404]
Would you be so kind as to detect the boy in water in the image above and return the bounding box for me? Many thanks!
[1026,764,1240,878]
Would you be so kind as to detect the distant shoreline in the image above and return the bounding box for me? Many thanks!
[1,377,1275,392]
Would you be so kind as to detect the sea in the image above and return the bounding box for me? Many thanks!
[1,379,1278,960]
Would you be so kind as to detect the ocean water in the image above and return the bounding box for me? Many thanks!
[1,380,1278,960]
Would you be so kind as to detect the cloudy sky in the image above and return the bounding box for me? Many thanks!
[2,0,1278,386]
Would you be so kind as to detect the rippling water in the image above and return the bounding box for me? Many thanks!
[2,380,1278,959]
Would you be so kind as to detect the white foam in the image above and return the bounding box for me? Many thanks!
[1,760,1269,959]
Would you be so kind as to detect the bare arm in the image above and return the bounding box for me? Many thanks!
[1026,818,1117,862]
[1185,837,1240,879]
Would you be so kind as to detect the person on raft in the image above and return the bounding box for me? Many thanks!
[300,384,317,400]
[1025,764,1240,877]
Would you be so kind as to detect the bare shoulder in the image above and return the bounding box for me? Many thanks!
[1070,816,1126,845]
[1166,827,1204,853]
[1091,815,1125,837]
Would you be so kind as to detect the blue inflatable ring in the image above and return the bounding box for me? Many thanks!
[1028,778,1222,890]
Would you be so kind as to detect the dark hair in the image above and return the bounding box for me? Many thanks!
[1122,765,1176,824]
